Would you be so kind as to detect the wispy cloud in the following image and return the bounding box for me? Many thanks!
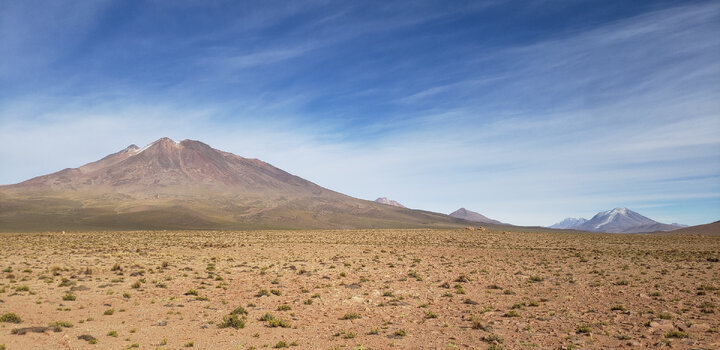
[1,1,718,226]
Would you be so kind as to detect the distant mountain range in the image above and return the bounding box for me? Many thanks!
[549,217,587,229]
[449,208,504,225]
[0,138,471,231]
[1,137,709,233]
[374,197,406,208]
[549,208,687,233]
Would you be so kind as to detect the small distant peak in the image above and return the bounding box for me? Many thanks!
[122,144,139,152]
[179,138,206,145]
[449,208,468,215]
[156,137,178,144]
[374,197,406,208]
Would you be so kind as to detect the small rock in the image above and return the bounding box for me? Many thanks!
[12,327,50,335]
[78,334,97,342]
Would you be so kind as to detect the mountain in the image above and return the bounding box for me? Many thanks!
[549,217,587,229]
[0,137,472,231]
[449,208,503,225]
[576,208,680,233]
[374,197,406,208]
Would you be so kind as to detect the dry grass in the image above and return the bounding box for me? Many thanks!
[0,229,718,348]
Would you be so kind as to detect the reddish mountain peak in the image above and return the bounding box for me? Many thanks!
[6,137,323,196]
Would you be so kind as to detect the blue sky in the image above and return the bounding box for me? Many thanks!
[1,0,719,226]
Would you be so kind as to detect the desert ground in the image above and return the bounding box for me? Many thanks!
[0,229,718,349]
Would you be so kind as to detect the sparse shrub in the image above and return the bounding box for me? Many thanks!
[425,311,438,319]
[50,321,73,328]
[0,313,21,323]
[700,302,715,313]
[577,325,591,334]
[231,306,248,315]
[62,293,76,301]
[394,329,406,337]
[665,330,689,338]
[455,274,469,282]
[256,289,270,297]
[277,304,292,311]
[470,315,484,330]
[503,310,520,317]
[58,278,74,287]
[274,341,289,348]
[611,305,626,311]
[103,309,114,315]
[267,318,292,328]
[342,312,361,320]
[107,330,118,337]
[219,313,245,329]
[184,289,198,296]
[481,333,504,343]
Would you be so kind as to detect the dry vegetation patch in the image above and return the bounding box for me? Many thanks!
[0,229,718,348]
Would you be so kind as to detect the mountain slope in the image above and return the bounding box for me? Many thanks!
[549,217,587,229]
[576,208,679,233]
[375,197,406,208]
[0,138,471,231]
[449,208,503,225]
[663,221,720,235]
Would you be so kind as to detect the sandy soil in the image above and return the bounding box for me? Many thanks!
[0,229,718,349]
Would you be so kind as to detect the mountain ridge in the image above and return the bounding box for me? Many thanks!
[449,208,503,225]
[549,217,587,229]
[550,208,682,233]
[0,138,472,231]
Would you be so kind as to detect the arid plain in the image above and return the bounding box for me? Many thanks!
[1,229,718,349]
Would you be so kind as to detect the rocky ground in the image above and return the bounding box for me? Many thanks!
[0,229,718,349]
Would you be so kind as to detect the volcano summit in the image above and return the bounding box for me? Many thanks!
[0,138,467,231]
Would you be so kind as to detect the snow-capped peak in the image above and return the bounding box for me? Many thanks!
[548,217,587,229]
[612,207,628,214]
[130,137,180,154]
